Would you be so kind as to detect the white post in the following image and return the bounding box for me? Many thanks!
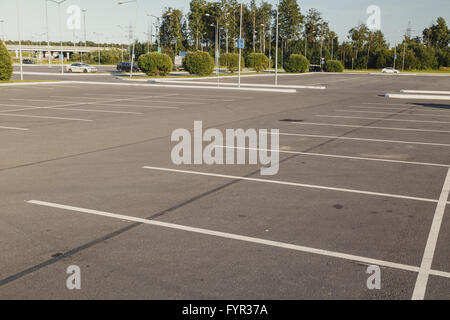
[275,0,279,86]
[16,0,24,80]
[58,2,64,75]
[238,3,242,88]
[45,0,51,68]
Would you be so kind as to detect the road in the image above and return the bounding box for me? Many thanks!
[0,73,449,299]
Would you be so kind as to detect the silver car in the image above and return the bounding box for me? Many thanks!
[66,63,98,73]
[381,67,400,74]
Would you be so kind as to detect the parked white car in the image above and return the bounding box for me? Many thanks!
[381,67,400,74]
[66,63,98,73]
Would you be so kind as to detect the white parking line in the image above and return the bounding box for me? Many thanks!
[317,115,450,125]
[0,126,29,131]
[335,109,450,118]
[364,102,415,107]
[0,103,143,115]
[220,146,449,168]
[8,99,179,110]
[401,90,450,95]
[386,94,450,101]
[276,132,450,147]
[142,166,445,204]
[27,200,449,278]
[47,96,203,105]
[151,80,326,90]
[0,113,92,122]
[412,168,450,300]
[290,121,450,134]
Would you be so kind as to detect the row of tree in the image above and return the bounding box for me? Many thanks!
[4,1,449,70]
[155,0,449,70]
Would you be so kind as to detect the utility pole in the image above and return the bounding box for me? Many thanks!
[275,0,279,86]
[238,3,242,88]
[16,0,23,80]
[82,9,87,63]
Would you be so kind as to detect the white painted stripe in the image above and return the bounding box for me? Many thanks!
[150,80,326,90]
[386,94,450,101]
[335,109,450,118]
[0,103,142,115]
[364,102,415,107]
[290,121,450,134]
[429,269,450,278]
[25,200,421,274]
[0,113,92,122]
[142,166,441,204]
[221,146,449,168]
[412,168,450,300]
[401,90,450,95]
[94,103,179,110]
[67,81,297,93]
[317,115,450,125]
[276,132,450,147]
[0,81,71,87]
[0,126,29,131]
[347,106,423,111]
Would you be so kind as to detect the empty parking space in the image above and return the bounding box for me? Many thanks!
[1,73,449,299]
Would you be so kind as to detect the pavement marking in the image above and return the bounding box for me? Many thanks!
[9,99,180,110]
[317,115,450,125]
[346,105,424,111]
[386,93,450,101]
[0,103,144,115]
[150,79,326,90]
[0,126,29,131]
[335,109,450,118]
[0,113,92,122]
[412,167,450,300]
[48,96,203,105]
[220,146,449,168]
[364,102,415,107]
[290,121,450,134]
[68,81,297,93]
[24,200,428,276]
[276,132,450,147]
[401,90,450,95]
[310,77,362,85]
[142,166,445,204]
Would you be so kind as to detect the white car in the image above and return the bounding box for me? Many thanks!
[381,67,400,74]
[66,63,98,73]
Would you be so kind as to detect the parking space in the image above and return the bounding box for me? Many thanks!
[0,73,449,299]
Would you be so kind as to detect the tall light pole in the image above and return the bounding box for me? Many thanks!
[16,0,24,80]
[82,9,87,63]
[238,3,242,88]
[47,0,67,75]
[118,0,138,78]
[0,20,5,42]
[93,32,103,65]
[275,0,279,86]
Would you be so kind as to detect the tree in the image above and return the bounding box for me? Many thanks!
[188,0,207,50]
[0,41,13,81]
[423,17,449,50]
[160,8,186,55]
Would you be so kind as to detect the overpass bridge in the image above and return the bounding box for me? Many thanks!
[6,44,123,59]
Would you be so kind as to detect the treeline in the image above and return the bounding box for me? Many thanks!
[153,0,449,70]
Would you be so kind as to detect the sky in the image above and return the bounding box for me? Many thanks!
[0,0,449,47]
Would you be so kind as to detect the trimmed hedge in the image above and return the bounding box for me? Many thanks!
[284,54,310,73]
[0,41,13,81]
[183,51,215,75]
[138,52,173,76]
[325,60,344,72]
[220,53,244,72]
[247,53,269,72]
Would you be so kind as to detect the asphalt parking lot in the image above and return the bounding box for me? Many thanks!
[0,73,449,299]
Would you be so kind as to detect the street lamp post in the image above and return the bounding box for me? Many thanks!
[0,20,5,43]
[275,0,279,86]
[82,9,87,63]
[46,0,68,75]
[118,0,139,78]
[16,0,24,80]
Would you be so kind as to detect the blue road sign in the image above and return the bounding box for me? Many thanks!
[394,54,397,60]
[237,38,245,49]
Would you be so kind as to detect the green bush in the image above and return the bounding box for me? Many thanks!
[284,54,310,73]
[0,41,13,81]
[183,51,214,75]
[325,60,344,72]
[137,52,173,76]
[247,53,269,72]
[220,53,244,72]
